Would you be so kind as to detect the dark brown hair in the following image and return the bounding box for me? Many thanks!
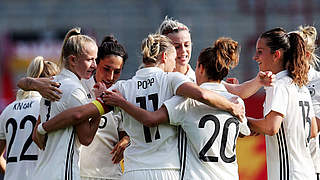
[198,37,240,81]
[260,27,308,87]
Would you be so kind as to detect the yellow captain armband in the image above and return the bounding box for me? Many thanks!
[92,100,105,116]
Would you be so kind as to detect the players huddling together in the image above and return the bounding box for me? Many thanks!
[0,16,319,180]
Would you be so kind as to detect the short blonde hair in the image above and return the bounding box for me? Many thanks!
[141,34,175,65]
[157,16,189,35]
[58,27,97,69]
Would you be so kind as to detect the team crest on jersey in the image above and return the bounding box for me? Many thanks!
[307,84,315,97]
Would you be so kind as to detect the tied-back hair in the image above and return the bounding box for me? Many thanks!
[58,27,96,69]
[294,25,320,70]
[97,35,128,65]
[260,27,308,87]
[157,16,190,35]
[141,34,175,64]
[198,37,240,81]
[16,56,59,100]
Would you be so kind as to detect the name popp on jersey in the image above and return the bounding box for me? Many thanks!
[13,101,35,111]
[137,78,155,89]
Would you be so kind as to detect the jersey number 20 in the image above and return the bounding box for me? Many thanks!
[198,114,239,163]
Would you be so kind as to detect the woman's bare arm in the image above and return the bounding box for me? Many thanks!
[223,71,275,99]
[17,77,62,101]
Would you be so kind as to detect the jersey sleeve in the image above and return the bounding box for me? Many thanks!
[0,108,8,140]
[167,72,191,95]
[236,97,251,136]
[163,95,188,126]
[264,84,288,117]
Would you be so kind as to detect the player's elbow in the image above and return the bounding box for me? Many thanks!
[143,112,164,127]
[144,119,158,127]
[70,112,85,125]
[191,89,207,105]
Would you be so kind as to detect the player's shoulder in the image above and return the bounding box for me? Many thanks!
[110,79,132,91]
[166,71,187,79]
[0,97,41,119]
[58,78,86,99]
[275,75,292,85]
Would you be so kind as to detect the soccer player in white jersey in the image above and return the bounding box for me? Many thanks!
[103,37,251,179]
[24,33,243,180]
[32,27,100,180]
[0,56,59,180]
[105,33,247,180]
[294,25,320,179]
[308,67,320,180]
[157,16,196,82]
[19,35,130,179]
[248,27,319,180]
[79,35,129,180]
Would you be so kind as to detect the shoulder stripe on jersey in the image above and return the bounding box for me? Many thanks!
[276,124,289,180]
[65,129,75,180]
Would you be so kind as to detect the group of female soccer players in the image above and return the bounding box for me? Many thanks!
[0,16,319,180]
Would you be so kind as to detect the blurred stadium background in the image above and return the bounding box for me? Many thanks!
[0,0,319,179]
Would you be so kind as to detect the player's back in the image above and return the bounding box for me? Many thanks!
[164,82,248,180]
[265,74,316,180]
[112,67,189,172]
[0,94,41,180]
[33,69,87,180]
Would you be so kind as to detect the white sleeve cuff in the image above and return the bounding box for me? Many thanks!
[37,122,47,135]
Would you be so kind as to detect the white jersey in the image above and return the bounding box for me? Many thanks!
[33,69,89,180]
[164,82,249,180]
[80,76,123,179]
[111,67,190,173]
[0,93,41,180]
[307,67,320,173]
[264,70,316,180]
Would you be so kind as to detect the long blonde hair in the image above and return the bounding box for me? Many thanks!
[294,25,319,70]
[16,56,59,100]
